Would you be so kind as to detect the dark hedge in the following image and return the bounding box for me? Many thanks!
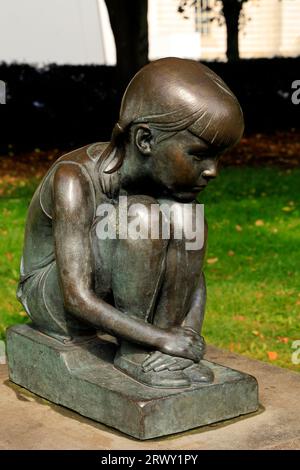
[0,58,299,153]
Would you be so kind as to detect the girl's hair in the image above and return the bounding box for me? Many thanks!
[98,58,244,175]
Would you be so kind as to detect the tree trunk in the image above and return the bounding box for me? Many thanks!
[221,0,243,62]
[104,0,149,91]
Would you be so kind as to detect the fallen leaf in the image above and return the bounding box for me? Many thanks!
[255,292,264,299]
[282,206,294,212]
[255,220,264,226]
[252,330,260,336]
[207,257,218,265]
[233,315,245,321]
[235,224,242,232]
[19,311,27,317]
[277,336,289,344]
[5,252,13,261]
[228,250,235,256]
[267,351,278,361]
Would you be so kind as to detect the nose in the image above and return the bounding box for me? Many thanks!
[202,162,218,181]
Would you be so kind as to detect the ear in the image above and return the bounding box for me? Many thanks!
[134,125,153,156]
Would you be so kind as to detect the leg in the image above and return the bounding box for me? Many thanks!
[142,200,213,383]
[17,261,96,343]
[93,195,190,387]
[110,198,205,330]
[153,199,206,329]
[93,196,212,387]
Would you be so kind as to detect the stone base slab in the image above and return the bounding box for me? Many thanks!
[6,324,258,440]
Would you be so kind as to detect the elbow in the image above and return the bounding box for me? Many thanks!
[62,285,92,317]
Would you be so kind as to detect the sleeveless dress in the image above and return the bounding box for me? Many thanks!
[17,142,120,342]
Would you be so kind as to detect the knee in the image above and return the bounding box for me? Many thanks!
[117,195,167,251]
[158,200,204,249]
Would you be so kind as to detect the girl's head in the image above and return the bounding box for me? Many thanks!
[100,58,244,200]
[119,57,243,145]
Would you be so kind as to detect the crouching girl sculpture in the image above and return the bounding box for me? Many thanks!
[17,58,244,389]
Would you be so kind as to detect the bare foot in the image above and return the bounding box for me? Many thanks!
[142,351,214,384]
[114,342,191,388]
[142,351,193,372]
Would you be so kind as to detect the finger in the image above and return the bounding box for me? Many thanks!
[184,326,199,334]
[142,351,161,368]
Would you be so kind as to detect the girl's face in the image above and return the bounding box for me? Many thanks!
[148,129,221,201]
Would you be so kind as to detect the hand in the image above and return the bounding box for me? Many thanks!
[158,326,206,363]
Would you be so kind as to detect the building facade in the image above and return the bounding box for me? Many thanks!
[0,0,299,65]
[148,0,300,61]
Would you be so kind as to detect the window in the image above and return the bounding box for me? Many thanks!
[195,0,212,36]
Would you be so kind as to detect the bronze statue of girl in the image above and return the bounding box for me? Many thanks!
[17,58,244,388]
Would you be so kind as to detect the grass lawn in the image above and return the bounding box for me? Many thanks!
[0,166,299,372]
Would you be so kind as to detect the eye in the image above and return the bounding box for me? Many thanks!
[189,151,220,162]
[189,153,205,162]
